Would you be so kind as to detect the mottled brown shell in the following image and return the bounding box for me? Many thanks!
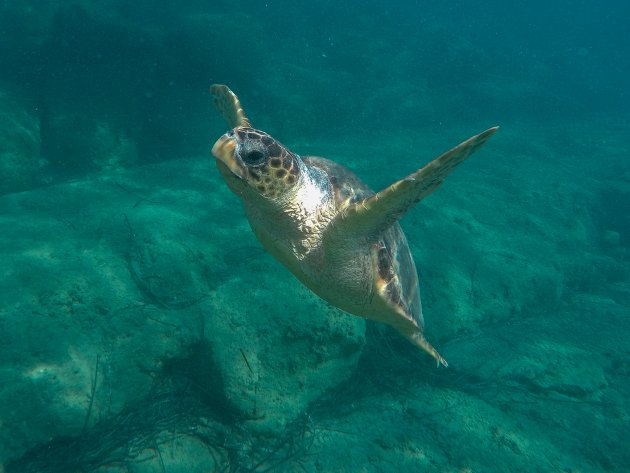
[303,156,423,329]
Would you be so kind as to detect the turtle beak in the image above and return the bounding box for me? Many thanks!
[212,133,245,179]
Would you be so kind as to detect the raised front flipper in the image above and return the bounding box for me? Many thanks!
[210,84,252,129]
[337,127,498,237]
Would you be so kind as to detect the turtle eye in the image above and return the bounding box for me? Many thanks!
[242,149,266,166]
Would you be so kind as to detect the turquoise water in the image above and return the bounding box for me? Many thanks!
[0,1,628,471]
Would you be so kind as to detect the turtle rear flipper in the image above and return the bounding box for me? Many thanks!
[210,84,252,128]
[336,127,498,237]
[408,332,449,367]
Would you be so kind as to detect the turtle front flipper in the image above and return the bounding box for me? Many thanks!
[337,127,498,237]
[210,84,252,128]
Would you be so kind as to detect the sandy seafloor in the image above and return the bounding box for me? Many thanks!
[1,1,629,472]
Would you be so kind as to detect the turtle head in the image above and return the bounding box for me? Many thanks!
[212,127,302,200]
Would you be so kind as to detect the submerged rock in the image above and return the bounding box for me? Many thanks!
[207,274,364,433]
[39,110,138,176]
[0,157,364,466]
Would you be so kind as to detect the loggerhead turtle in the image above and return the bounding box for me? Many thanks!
[210,84,497,367]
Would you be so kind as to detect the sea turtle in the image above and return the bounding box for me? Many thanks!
[210,84,498,367]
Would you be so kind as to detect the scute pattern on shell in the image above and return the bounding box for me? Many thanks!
[303,156,422,327]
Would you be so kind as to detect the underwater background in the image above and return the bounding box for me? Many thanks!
[0,0,628,471]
